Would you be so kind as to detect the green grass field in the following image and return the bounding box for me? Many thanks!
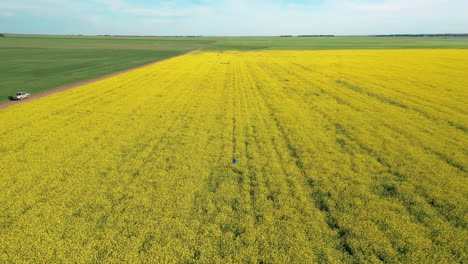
[208,36,468,50]
[1,34,215,50]
[0,35,216,103]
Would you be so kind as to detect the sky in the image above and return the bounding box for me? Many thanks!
[1,0,467,36]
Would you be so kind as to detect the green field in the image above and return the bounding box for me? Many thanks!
[207,36,468,50]
[0,35,216,103]
[0,34,216,50]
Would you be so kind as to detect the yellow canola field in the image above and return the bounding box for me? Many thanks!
[0,50,467,263]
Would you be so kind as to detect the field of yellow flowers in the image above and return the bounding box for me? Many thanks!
[0,50,466,263]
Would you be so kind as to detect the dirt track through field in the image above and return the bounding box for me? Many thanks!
[0,47,205,110]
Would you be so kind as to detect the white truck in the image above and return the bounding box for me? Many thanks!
[12,92,30,100]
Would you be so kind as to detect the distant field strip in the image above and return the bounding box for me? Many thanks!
[0,50,466,263]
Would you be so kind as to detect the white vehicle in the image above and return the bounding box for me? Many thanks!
[12,92,30,100]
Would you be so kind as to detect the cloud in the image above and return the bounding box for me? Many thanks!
[1,12,15,17]
[345,0,468,13]
[0,1,35,11]
[142,18,174,24]
[96,0,210,17]
[346,3,401,12]
[0,0,102,24]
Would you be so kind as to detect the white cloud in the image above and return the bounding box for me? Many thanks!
[0,0,101,24]
[0,1,35,11]
[345,0,468,13]
[142,18,174,24]
[1,12,15,17]
[96,0,211,17]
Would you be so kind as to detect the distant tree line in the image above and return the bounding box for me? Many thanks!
[96,34,204,38]
[0,33,5,37]
[298,35,335,37]
[375,34,468,37]
[279,35,335,37]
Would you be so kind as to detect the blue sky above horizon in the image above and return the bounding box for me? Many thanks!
[1,0,467,36]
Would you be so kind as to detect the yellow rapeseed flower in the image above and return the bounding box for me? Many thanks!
[0,50,466,263]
